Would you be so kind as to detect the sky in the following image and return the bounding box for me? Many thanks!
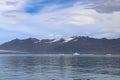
[0,0,120,43]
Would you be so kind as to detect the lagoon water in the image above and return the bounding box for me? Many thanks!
[0,54,120,80]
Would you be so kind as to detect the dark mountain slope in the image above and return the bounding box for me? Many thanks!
[0,36,120,54]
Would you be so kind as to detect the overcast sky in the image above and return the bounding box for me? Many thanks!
[0,0,120,43]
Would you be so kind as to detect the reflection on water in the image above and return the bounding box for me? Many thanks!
[0,54,120,80]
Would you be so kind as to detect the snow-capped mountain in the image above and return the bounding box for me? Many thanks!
[0,36,120,54]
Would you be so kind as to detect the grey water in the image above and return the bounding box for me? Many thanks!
[0,54,120,80]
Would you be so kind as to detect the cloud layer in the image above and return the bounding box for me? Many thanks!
[89,0,120,13]
[0,0,120,43]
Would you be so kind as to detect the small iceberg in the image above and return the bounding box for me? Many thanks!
[73,52,80,56]
[106,54,112,56]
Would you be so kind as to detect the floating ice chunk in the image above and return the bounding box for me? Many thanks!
[73,52,80,56]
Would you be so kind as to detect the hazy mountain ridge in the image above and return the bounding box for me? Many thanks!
[0,36,120,54]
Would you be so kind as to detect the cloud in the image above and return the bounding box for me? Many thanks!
[88,0,120,13]
[66,15,95,25]
[3,11,30,19]
[40,4,62,12]
[8,20,18,24]
[34,3,120,38]
[0,0,26,11]
[48,34,63,38]
[93,32,120,39]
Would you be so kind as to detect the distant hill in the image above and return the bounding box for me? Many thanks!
[0,36,120,54]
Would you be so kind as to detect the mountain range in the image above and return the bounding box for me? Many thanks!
[0,36,120,54]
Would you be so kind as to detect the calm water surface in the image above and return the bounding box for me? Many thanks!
[0,54,120,80]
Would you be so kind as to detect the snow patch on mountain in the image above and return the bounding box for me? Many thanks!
[63,37,75,43]
[49,39,61,43]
